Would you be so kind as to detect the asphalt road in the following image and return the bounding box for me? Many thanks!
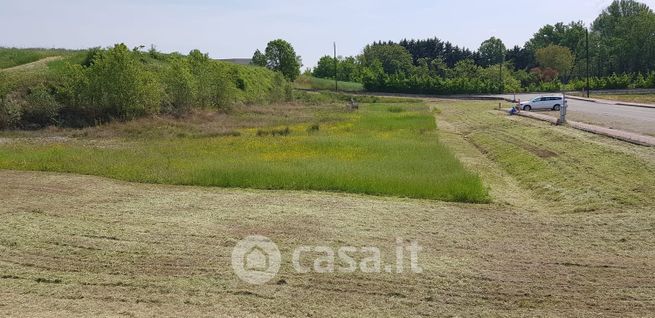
[497,93,655,136]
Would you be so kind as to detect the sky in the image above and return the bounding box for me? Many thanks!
[1,0,654,68]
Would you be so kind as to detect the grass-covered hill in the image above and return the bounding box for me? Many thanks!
[0,45,292,129]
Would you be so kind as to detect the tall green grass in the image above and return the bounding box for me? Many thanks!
[295,75,364,92]
[0,103,488,203]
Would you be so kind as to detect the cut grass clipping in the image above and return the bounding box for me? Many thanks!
[0,103,488,203]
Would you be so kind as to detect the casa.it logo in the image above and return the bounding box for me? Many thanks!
[231,235,282,285]
[232,236,423,285]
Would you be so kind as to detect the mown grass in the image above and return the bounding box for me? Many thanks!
[295,75,364,92]
[436,101,655,212]
[0,102,488,202]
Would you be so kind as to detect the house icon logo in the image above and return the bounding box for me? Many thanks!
[231,235,281,284]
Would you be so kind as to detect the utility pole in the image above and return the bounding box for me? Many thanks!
[586,27,590,98]
[334,42,338,92]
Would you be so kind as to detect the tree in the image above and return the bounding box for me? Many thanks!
[313,55,336,79]
[506,45,534,70]
[447,59,480,79]
[398,37,476,67]
[85,44,162,119]
[478,37,506,67]
[251,49,267,67]
[361,44,414,75]
[525,22,587,53]
[338,57,362,82]
[258,39,301,81]
[535,45,575,78]
[312,56,362,82]
[592,0,655,74]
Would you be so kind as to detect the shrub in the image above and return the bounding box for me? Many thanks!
[81,47,102,67]
[85,44,162,119]
[189,50,237,109]
[53,63,99,127]
[0,71,8,99]
[21,84,61,128]
[0,95,22,129]
[269,72,291,103]
[387,106,404,113]
[257,127,291,137]
[161,57,196,114]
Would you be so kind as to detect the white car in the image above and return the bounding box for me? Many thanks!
[520,96,567,111]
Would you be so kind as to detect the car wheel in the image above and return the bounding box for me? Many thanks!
[523,105,532,111]
[553,104,561,111]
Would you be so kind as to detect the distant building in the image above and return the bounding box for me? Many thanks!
[218,58,252,65]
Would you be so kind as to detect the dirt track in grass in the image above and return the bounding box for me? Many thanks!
[1,56,63,72]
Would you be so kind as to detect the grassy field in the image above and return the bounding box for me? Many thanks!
[1,99,654,317]
[0,99,488,202]
[295,75,364,92]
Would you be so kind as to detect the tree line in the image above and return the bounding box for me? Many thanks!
[310,0,655,94]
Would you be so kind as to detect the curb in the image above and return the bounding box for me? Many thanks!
[567,121,655,147]
[504,109,655,147]
[615,102,655,109]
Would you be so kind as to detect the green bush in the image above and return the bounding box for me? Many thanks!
[81,47,102,67]
[161,57,196,114]
[257,126,291,137]
[189,50,237,109]
[21,84,61,128]
[54,63,97,127]
[0,95,22,129]
[85,44,162,119]
[387,106,404,113]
